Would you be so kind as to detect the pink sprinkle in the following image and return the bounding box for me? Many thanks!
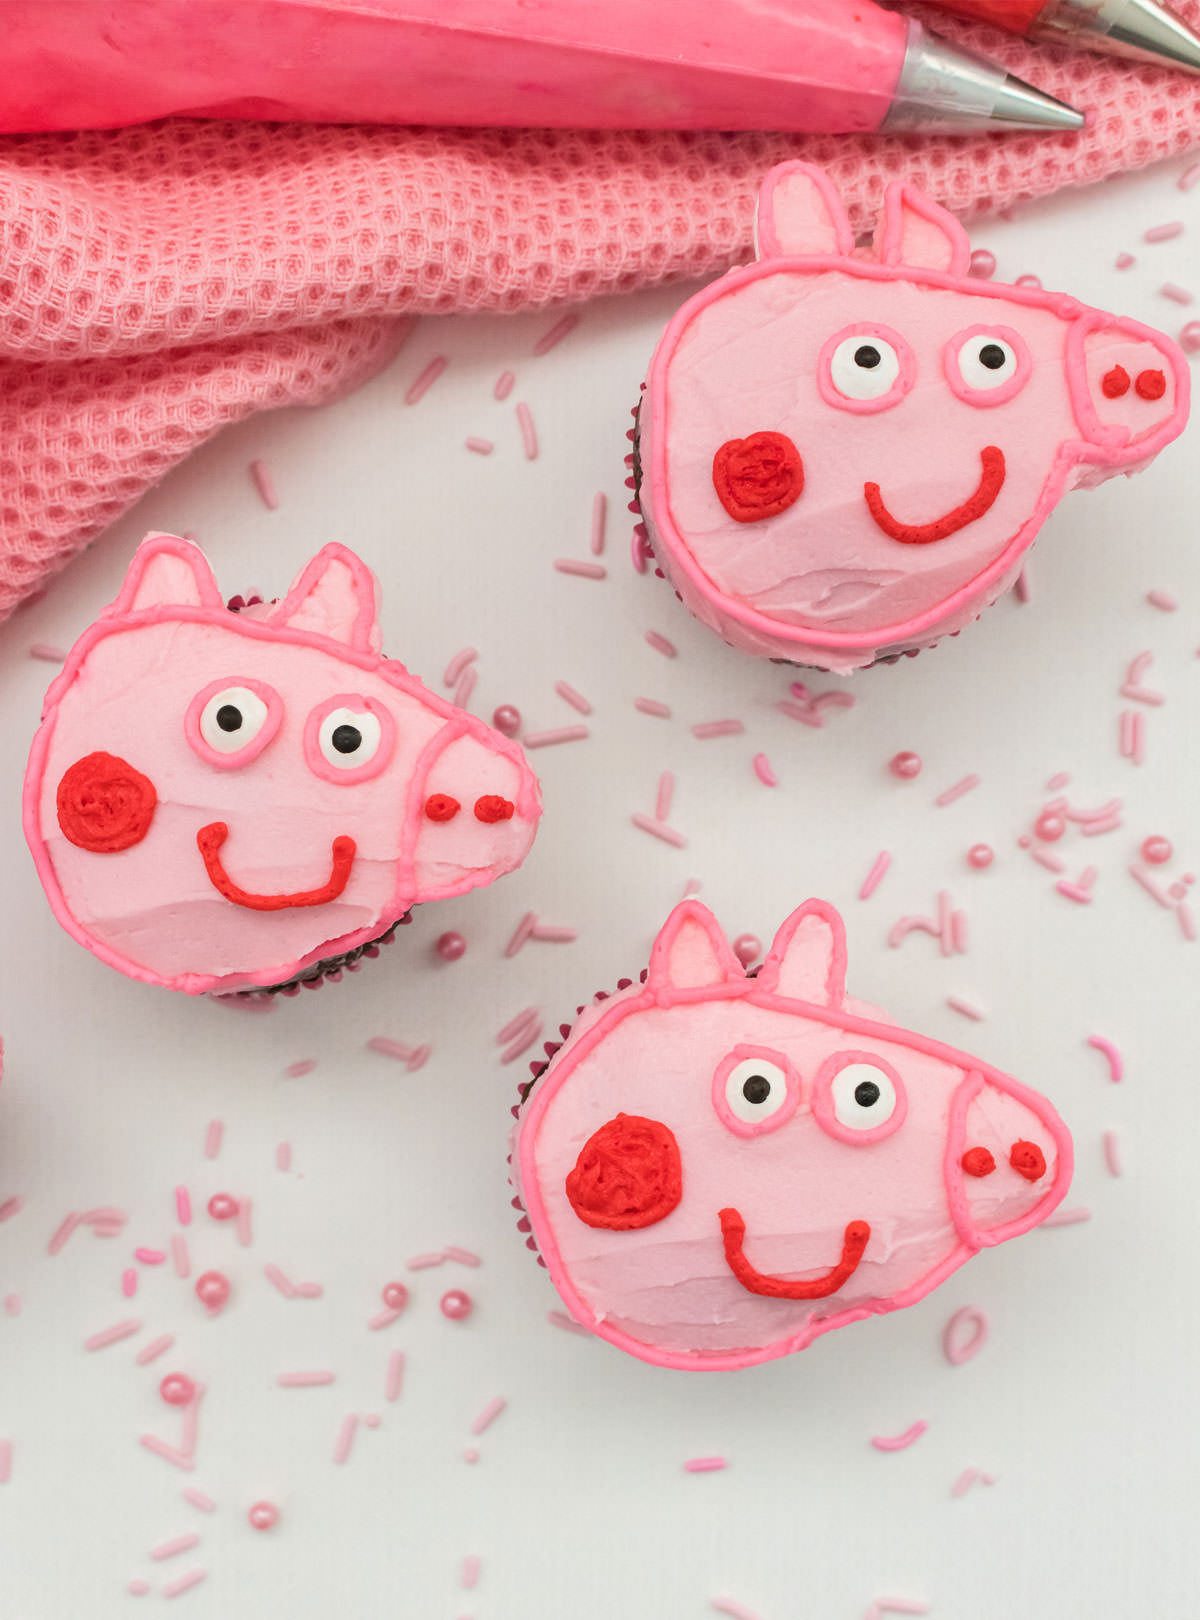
[644,629,677,657]
[1087,1035,1123,1084]
[84,1318,141,1352]
[1178,900,1197,941]
[264,1263,297,1299]
[203,1121,222,1160]
[528,924,577,944]
[943,1305,989,1365]
[405,355,447,405]
[951,1467,982,1498]
[139,1436,195,1473]
[946,996,985,1021]
[386,1351,406,1402]
[249,458,278,510]
[236,1198,253,1248]
[151,1533,201,1562]
[493,369,515,400]
[684,1457,728,1473]
[284,1059,316,1079]
[0,1439,11,1483]
[463,1446,480,1464]
[443,1246,481,1267]
[1115,251,1136,269]
[366,1036,414,1061]
[332,1414,359,1465]
[692,719,744,740]
[28,642,66,662]
[634,697,671,718]
[870,1420,928,1452]
[277,1370,336,1387]
[499,1018,544,1065]
[470,1396,507,1435]
[533,312,580,355]
[1103,1129,1123,1177]
[276,1142,292,1173]
[1145,220,1185,243]
[1032,847,1066,874]
[752,753,777,788]
[295,1281,324,1299]
[553,558,606,580]
[711,1600,763,1620]
[122,1268,138,1298]
[443,647,478,688]
[135,1247,165,1265]
[554,679,593,713]
[171,1235,190,1279]
[967,248,996,279]
[1179,160,1200,191]
[515,401,538,459]
[369,1306,402,1331]
[1130,862,1173,908]
[464,436,494,455]
[888,915,940,949]
[462,1554,482,1589]
[1147,589,1178,610]
[136,1335,175,1366]
[590,491,608,555]
[655,770,675,822]
[547,1309,590,1336]
[1046,771,1071,791]
[865,1601,929,1619]
[631,813,687,849]
[935,774,980,807]
[48,1211,81,1255]
[162,1570,208,1599]
[182,1488,217,1513]
[497,1005,540,1045]
[1161,283,1194,305]
[406,1251,445,1270]
[523,725,589,748]
[504,912,539,958]
[0,1196,22,1224]
[4,1295,20,1317]
[453,664,477,710]
[859,851,891,901]
[1055,879,1094,904]
[1041,1206,1092,1227]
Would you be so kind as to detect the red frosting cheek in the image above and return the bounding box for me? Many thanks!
[712,431,804,523]
[56,752,157,853]
[565,1113,683,1231]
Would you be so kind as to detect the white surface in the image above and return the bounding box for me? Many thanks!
[0,163,1197,1620]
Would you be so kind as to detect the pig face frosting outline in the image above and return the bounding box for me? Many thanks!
[24,534,541,994]
[638,162,1190,669]
[515,899,1073,1370]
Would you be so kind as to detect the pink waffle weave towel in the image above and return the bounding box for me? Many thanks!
[1,9,1198,618]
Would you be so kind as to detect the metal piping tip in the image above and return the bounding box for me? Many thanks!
[882,20,1086,133]
[1038,0,1200,74]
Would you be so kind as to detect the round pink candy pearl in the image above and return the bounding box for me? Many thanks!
[207,1192,238,1221]
[889,751,922,780]
[1142,835,1173,865]
[1034,812,1065,842]
[195,1270,231,1312]
[732,933,761,968]
[435,931,467,963]
[968,249,996,280]
[381,1281,409,1312]
[247,1501,279,1531]
[967,844,994,870]
[159,1372,195,1407]
[440,1288,473,1322]
[1015,273,1042,288]
[1180,322,1200,354]
[492,705,521,738]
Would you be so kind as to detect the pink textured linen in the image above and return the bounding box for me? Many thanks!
[2,10,1199,618]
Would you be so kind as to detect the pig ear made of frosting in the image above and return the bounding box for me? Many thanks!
[757,899,848,1006]
[267,542,382,652]
[754,161,854,260]
[108,532,224,618]
[871,182,970,276]
[647,900,745,996]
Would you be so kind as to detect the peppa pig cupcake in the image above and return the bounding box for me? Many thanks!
[631,162,1189,672]
[510,898,1072,1369]
[24,534,541,996]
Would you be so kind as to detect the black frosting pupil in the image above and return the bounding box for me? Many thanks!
[742,1074,772,1106]
[331,723,363,754]
[979,343,1007,370]
[854,344,881,369]
[216,704,243,732]
[854,1080,881,1108]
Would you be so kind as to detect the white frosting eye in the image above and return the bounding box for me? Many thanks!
[830,1063,899,1132]
[200,686,270,754]
[829,335,902,401]
[725,1057,789,1126]
[955,333,1019,391]
[317,706,383,770]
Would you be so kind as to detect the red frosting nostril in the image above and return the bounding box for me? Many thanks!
[474,794,514,823]
[1101,364,1130,398]
[1135,368,1166,401]
[961,1146,996,1178]
[424,793,461,822]
[565,1113,683,1231]
[56,751,157,853]
[712,431,804,524]
[1009,1139,1047,1182]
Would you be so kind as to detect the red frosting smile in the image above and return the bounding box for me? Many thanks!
[197,821,356,911]
[719,1207,870,1299]
[864,446,1005,545]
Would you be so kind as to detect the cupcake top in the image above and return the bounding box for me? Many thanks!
[513,899,1072,1370]
[637,162,1189,671]
[24,534,541,995]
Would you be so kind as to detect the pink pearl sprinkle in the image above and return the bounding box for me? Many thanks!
[1142,835,1173,865]
[967,844,994,870]
[159,1372,195,1407]
[732,934,761,967]
[491,704,521,737]
[1035,812,1066,842]
[1181,321,1200,353]
[440,1288,473,1322]
[967,249,996,279]
[248,1501,279,1532]
[207,1193,238,1222]
[381,1281,410,1311]
[1015,273,1042,288]
[195,1271,231,1312]
[890,751,922,780]
[435,931,467,962]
